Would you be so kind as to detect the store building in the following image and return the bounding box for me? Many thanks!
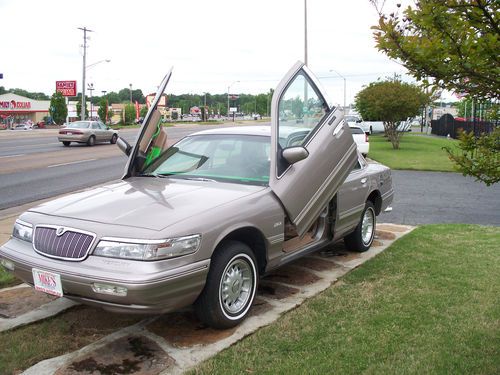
[0,93,50,127]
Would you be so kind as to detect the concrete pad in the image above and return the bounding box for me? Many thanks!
[54,335,174,375]
[264,264,322,286]
[0,284,56,318]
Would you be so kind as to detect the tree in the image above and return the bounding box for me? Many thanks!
[371,0,500,100]
[123,104,136,124]
[371,0,499,184]
[355,79,430,149]
[140,106,148,118]
[49,92,68,125]
[97,98,108,123]
[76,100,88,120]
[444,127,500,186]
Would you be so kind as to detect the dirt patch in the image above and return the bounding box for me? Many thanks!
[292,256,340,271]
[55,335,174,375]
[377,224,409,232]
[263,265,321,286]
[372,239,384,247]
[375,230,397,240]
[258,281,300,300]
[146,311,236,348]
[0,286,56,318]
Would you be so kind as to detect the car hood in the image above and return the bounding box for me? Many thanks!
[29,177,266,231]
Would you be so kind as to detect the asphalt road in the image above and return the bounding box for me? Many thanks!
[379,170,500,226]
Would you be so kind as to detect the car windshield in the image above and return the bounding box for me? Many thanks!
[344,116,360,122]
[143,134,271,185]
[67,121,91,129]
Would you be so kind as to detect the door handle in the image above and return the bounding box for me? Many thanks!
[333,124,344,137]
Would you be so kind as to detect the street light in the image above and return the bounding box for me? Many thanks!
[329,68,346,111]
[129,83,133,103]
[102,90,109,123]
[227,80,239,120]
[86,59,111,70]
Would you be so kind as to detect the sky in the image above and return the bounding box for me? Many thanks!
[0,0,456,106]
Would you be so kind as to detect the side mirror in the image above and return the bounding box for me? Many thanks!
[282,146,309,165]
[117,137,132,156]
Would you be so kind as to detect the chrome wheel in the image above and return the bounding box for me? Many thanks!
[361,207,375,246]
[219,257,254,315]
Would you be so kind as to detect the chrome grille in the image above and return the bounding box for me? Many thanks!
[33,226,96,261]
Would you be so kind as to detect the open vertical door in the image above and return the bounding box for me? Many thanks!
[123,68,173,178]
[269,61,358,236]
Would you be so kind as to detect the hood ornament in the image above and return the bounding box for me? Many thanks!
[56,227,65,236]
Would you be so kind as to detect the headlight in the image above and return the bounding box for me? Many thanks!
[93,234,201,261]
[12,220,33,242]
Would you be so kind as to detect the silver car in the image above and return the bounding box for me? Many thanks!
[58,120,119,146]
[0,62,393,329]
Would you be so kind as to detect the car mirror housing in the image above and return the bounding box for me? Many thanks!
[282,146,309,165]
[117,137,132,156]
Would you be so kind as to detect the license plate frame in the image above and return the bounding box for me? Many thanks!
[32,268,63,297]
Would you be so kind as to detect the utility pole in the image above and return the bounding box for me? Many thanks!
[78,27,93,121]
[129,84,133,103]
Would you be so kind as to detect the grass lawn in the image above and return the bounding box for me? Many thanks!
[193,224,500,375]
[369,134,459,172]
[0,267,20,288]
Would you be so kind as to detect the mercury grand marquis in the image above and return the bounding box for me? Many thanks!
[0,62,393,328]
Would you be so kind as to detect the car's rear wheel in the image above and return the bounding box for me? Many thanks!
[110,134,118,144]
[195,240,258,329]
[62,141,71,147]
[87,135,95,146]
[344,201,376,252]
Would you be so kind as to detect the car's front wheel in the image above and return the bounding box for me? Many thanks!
[344,201,376,252]
[195,240,258,329]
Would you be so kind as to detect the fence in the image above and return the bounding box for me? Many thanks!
[431,114,497,139]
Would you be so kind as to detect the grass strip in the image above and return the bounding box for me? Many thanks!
[192,224,500,375]
[369,134,458,172]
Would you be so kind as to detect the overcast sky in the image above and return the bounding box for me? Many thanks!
[0,0,454,105]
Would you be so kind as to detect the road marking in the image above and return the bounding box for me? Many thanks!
[47,159,97,168]
[0,143,61,150]
[0,154,26,159]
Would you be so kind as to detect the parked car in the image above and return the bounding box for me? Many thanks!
[12,123,32,131]
[57,120,118,146]
[349,125,369,156]
[0,62,393,329]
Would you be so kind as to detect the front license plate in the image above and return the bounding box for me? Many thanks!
[32,268,63,297]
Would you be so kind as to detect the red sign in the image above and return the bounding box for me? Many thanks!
[56,80,77,97]
[0,100,31,109]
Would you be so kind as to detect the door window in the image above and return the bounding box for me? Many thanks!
[277,72,328,149]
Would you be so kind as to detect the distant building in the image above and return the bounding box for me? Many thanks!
[0,93,50,125]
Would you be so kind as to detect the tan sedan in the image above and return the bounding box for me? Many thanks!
[58,120,119,146]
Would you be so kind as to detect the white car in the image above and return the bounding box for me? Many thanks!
[349,126,369,156]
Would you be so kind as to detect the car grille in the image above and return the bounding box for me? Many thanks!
[33,226,96,261]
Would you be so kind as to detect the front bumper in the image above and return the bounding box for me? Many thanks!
[0,238,210,314]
